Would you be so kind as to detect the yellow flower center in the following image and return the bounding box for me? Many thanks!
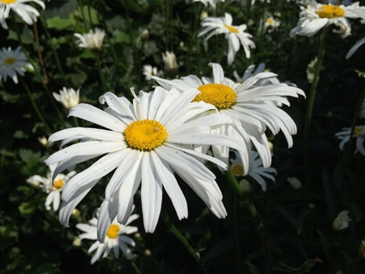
[224,24,239,33]
[0,0,17,4]
[266,18,274,25]
[232,165,244,176]
[4,58,16,65]
[195,83,237,110]
[315,5,345,18]
[54,179,64,190]
[106,224,120,239]
[124,119,168,151]
[353,126,365,136]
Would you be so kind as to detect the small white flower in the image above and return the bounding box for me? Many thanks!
[263,16,281,32]
[74,28,106,50]
[162,51,178,71]
[287,176,302,189]
[26,164,76,211]
[142,65,158,80]
[199,13,255,65]
[77,208,139,264]
[333,210,351,230]
[53,87,80,109]
[335,125,365,156]
[230,151,277,191]
[0,46,33,84]
[38,136,48,147]
[290,1,365,38]
[233,63,280,85]
[0,0,45,30]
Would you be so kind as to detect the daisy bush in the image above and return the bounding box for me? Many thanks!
[1,0,365,273]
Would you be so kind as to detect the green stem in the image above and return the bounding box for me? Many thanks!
[130,261,141,274]
[78,0,89,30]
[20,78,52,134]
[95,51,107,94]
[161,210,208,273]
[303,28,328,202]
[225,169,273,273]
[39,15,67,85]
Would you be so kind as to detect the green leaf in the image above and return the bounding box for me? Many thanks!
[18,201,37,216]
[46,16,73,31]
[273,258,323,273]
[18,149,41,163]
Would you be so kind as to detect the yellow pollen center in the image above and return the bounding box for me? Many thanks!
[195,83,237,110]
[106,224,120,239]
[4,58,15,65]
[124,119,168,151]
[54,179,64,190]
[224,24,239,33]
[266,18,274,25]
[232,165,244,176]
[0,0,17,3]
[315,5,345,18]
[353,126,364,136]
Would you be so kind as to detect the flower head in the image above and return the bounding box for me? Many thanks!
[45,87,246,236]
[0,46,33,84]
[0,0,45,29]
[153,63,305,171]
[263,16,281,33]
[143,65,159,80]
[53,87,80,109]
[26,164,76,211]
[335,125,365,156]
[74,28,105,50]
[333,210,351,230]
[77,208,139,264]
[199,13,255,65]
[290,1,365,38]
[162,51,178,71]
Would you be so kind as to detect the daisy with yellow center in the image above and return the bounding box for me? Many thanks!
[26,164,76,211]
[0,0,45,30]
[0,46,33,84]
[153,63,305,171]
[290,1,365,38]
[335,125,365,156]
[142,64,159,80]
[76,208,139,264]
[263,16,280,33]
[198,13,255,65]
[53,87,80,110]
[46,87,245,235]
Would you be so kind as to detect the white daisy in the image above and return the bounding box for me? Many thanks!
[192,0,224,9]
[335,125,365,155]
[153,63,305,171]
[290,1,365,38]
[263,16,281,33]
[346,36,365,59]
[142,64,158,80]
[0,46,33,84]
[198,13,255,65]
[233,63,280,85]
[77,208,139,264]
[0,0,45,30]
[162,51,178,71]
[45,87,246,236]
[230,151,276,191]
[74,28,106,50]
[26,164,76,211]
[53,87,80,110]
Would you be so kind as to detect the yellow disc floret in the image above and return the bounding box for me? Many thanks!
[232,165,244,176]
[266,18,274,25]
[0,0,17,4]
[4,58,16,65]
[195,83,237,110]
[353,126,365,137]
[54,179,64,190]
[316,5,345,18]
[124,119,168,151]
[107,224,120,239]
[224,24,239,33]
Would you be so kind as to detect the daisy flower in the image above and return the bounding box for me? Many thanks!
[153,63,305,170]
[162,51,178,71]
[290,1,365,38]
[76,208,139,264]
[143,64,158,80]
[263,16,281,33]
[335,125,365,155]
[26,164,76,211]
[0,46,33,84]
[230,151,277,191]
[74,28,105,50]
[198,13,255,65]
[53,87,80,110]
[233,63,280,85]
[45,87,246,236]
[0,0,45,30]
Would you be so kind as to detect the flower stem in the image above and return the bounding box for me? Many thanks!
[95,51,108,94]
[20,78,52,134]
[225,169,273,273]
[303,28,328,202]
[161,210,208,273]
